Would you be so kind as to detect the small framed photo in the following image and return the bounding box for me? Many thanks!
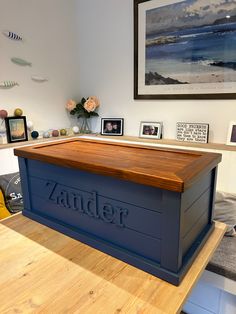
[5,116,28,143]
[101,118,124,136]
[227,121,236,146]
[139,121,162,139]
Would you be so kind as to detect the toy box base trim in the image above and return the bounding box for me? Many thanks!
[22,209,215,286]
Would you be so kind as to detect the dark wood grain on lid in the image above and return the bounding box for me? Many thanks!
[14,138,221,192]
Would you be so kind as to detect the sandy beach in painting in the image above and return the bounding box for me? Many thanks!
[145,59,236,84]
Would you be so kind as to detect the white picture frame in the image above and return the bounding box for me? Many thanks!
[139,121,162,139]
[226,121,236,146]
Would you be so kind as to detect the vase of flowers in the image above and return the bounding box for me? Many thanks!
[66,96,100,134]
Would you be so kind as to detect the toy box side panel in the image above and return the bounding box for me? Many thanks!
[181,169,217,257]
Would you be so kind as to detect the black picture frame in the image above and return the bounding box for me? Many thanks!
[5,116,28,143]
[134,0,236,99]
[101,118,124,136]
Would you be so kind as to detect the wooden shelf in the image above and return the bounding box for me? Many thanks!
[89,134,236,152]
[2,133,236,152]
[0,134,79,150]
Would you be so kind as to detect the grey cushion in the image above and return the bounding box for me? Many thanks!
[214,191,236,236]
[207,236,236,282]
[0,172,23,214]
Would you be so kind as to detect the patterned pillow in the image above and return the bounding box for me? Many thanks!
[0,172,23,214]
[214,191,236,236]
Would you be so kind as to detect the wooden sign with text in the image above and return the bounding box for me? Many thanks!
[176,122,209,144]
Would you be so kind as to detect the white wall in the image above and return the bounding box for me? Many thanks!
[0,0,79,132]
[76,0,236,144]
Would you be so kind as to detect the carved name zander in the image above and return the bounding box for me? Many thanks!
[46,181,128,228]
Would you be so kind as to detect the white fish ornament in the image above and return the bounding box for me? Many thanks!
[2,30,23,41]
[11,57,32,66]
[0,81,19,89]
[31,76,48,83]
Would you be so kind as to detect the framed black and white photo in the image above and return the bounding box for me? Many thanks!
[134,0,236,99]
[176,122,209,144]
[139,121,162,139]
[5,116,28,143]
[227,121,236,146]
[101,118,124,136]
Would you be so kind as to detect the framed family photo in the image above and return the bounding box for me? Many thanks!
[227,121,236,146]
[101,118,124,136]
[139,121,162,139]
[134,0,236,99]
[5,116,28,143]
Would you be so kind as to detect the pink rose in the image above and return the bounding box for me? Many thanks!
[88,96,100,108]
[84,99,97,112]
[66,99,76,112]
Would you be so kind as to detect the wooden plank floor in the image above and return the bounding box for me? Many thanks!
[0,214,226,314]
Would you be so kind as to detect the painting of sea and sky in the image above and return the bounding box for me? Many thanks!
[145,0,236,86]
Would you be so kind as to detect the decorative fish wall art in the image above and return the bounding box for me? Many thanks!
[11,57,32,66]
[0,81,19,89]
[31,76,48,83]
[2,30,23,41]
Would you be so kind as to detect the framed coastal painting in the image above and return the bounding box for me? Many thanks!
[134,0,236,99]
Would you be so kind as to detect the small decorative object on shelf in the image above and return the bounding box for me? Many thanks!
[14,108,23,117]
[101,118,124,136]
[27,120,34,131]
[0,110,8,119]
[60,129,67,136]
[43,131,50,138]
[66,97,100,134]
[52,130,59,137]
[139,121,162,139]
[72,126,79,134]
[31,131,39,140]
[176,122,209,144]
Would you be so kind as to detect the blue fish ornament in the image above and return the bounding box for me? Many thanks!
[0,81,19,89]
[11,57,32,66]
[2,30,23,41]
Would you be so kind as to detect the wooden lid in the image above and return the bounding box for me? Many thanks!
[14,138,221,192]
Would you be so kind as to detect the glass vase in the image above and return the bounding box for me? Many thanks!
[78,116,91,134]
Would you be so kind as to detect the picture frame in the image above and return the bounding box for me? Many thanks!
[226,121,236,146]
[5,116,28,143]
[176,122,209,144]
[139,121,162,139]
[101,118,124,136]
[134,0,236,99]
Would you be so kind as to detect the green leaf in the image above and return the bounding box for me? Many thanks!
[90,112,99,117]
[81,97,86,104]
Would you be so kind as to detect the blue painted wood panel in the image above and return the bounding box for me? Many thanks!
[18,157,217,285]
[27,160,163,212]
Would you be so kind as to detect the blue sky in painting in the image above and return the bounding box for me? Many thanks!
[146,0,236,36]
